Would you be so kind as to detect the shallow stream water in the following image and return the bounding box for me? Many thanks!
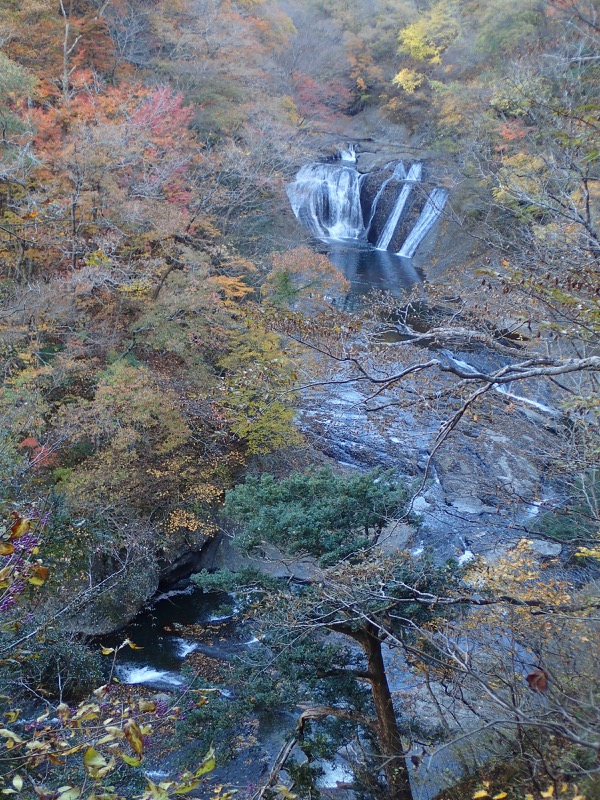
[103,585,245,690]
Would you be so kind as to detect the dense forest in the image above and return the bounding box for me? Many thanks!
[0,1,598,799]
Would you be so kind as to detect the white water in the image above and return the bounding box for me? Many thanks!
[365,161,405,232]
[173,637,198,658]
[316,760,354,788]
[339,144,357,163]
[398,188,448,257]
[288,151,448,257]
[115,664,185,687]
[443,352,560,417]
[152,584,195,603]
[287,163,365,241]
[376,162,422,251]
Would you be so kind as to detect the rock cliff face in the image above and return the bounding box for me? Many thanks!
[67,531,212,636]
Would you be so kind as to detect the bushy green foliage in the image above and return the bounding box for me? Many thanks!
[224,466,409,565]
[535,470,600,545]
[16,634,104,702]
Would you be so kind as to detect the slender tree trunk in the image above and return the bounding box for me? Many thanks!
[356,626,413,800]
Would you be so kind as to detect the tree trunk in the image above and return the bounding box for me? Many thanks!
[357,626,413,800]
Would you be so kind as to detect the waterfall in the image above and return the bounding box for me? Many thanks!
[365,162,406,234]
[339,144,357,163]
[398,188,448,258]
[375,162,422,251]
[287,163,365,241]
[287,153,447,258]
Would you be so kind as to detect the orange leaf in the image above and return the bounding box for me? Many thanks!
[0,543,15,556]
[124,719,144,756]
[526,668,549,693]
[9,515,31,541]
[28,566,49,586]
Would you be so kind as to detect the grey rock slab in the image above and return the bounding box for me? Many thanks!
[527,538,563,557]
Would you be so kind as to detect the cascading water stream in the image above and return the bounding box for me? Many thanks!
[339,144,357,162]
[398,188,448,258]
[375,162,422,251]
[287,163,365,241]
[441,351,560,417]
[365,161,406,233]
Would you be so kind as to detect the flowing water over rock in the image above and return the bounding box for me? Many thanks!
[398,188,449,258]
[287,153,447,266]
[104,586,245,690]
[287,163,366,241]
[376,162,422,250]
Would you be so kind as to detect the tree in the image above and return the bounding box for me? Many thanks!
[224,466,408,564]
[193,468,444,800]
[193,533,599,800]
[262,247,350,311]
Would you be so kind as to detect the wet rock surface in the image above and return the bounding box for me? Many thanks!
[296,348,560,565]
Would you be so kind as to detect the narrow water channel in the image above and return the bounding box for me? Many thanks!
[103,585,246,690]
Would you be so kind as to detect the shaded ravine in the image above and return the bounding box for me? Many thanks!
[109,147,563,798]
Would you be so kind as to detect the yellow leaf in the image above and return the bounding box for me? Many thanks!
[5,710,20,723]
[96,757,116,779]
[27,565,49,586]
[25,740,50,751]
[83,747,106,775]
[138,700,156,712]
[541,789,554,798]
[9,517,31,541]
[194,746,216,778]
[0,542,15,555]
[57,789,80,800]
[12,776,23,791]
[473,792,489,799]
[275,786,297,799]
[493,794,507,799]
[122,638,143,650]
[0,728,23,742]
[0,565,14,588]
[99,646,115,656]
[172,780,200,795]
[120,752,142,767]
[60,745,84,756]
[124,720,144,756]
[572,796,585,800]
[143,780,169,800]
[94,734,117,746]
[103,726,124,738]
